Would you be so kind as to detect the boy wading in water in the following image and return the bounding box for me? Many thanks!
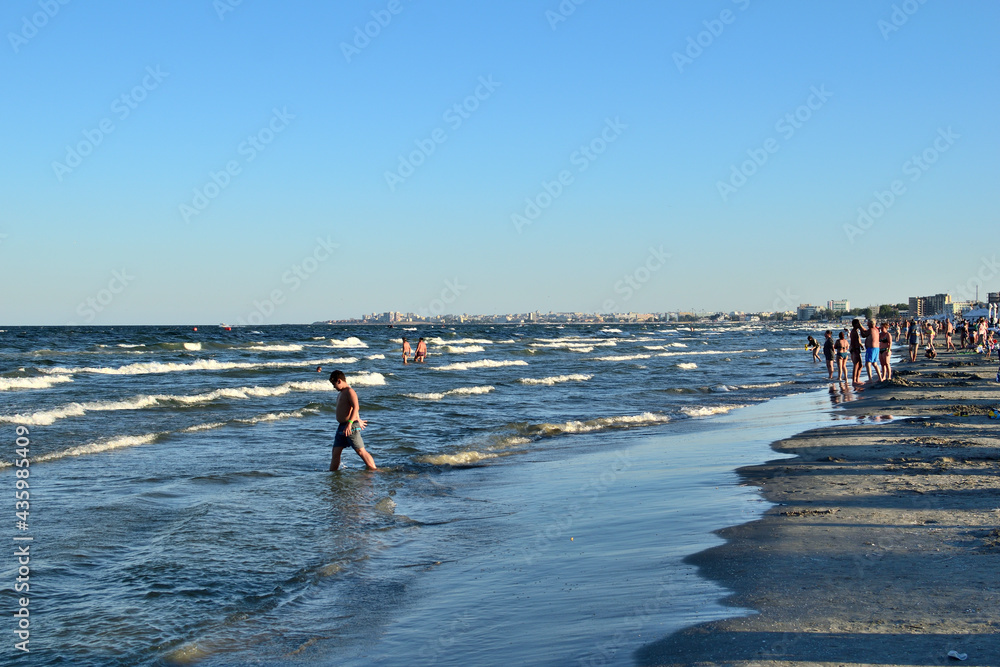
[329,370,377,471]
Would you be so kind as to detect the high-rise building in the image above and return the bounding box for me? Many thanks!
[797,304,818,321]
[827,299,850,313]
[909,294,952,317]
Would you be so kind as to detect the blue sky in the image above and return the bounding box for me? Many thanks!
[2,0,998,324]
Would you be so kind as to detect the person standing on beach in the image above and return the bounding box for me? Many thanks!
[944,319,955,351]
[329,370,377,471]
[414,338,427,363]
[850,319,865,385]
[879,324,893,381]
[834,331,850,381]
[401,337,411,364]
[822,331,835,379]
[863,319,884,383]
[907,320,919,362]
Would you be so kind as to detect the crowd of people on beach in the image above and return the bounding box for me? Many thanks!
[810,313,999,387]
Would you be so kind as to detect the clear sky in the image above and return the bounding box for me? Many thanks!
[2,0,998,325]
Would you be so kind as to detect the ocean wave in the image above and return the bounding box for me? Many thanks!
[328,337,368,348]
[519,412,669,437]
[737,382,790,389]
[418,451,499,465]
[40,357,359,376]
[644,343,688,350]
[680,404,747,417]
[591,354,652,361]
[600,328,623,333]
[518,374,592,386]
[348,372,386,386]
[0,380,335,426]
[532,337,610,344]
[366,354,386,360]
[30,407,323,464]
[529,341,617,348]
[405,385,495,400]
[428,337,493,346]
[676,363,698,369]
[33,433,161,464]
[417,435,531,465]
[246,344,304,352]
[433,359,528,371]
[0,375,74,391]
[184,342,202,351]
[655,349,766,358]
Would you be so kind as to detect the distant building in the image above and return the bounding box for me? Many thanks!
[797,304,818,321]
[827,299,850,313]
[909,294,952,317]
[989,292,1000,305]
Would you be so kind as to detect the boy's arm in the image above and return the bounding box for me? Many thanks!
[344,388,366,434]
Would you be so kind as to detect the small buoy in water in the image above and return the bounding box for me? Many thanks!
[193,327,198,332]
[570,537,574,541]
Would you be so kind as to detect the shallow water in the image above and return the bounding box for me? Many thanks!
[0,323,835,665]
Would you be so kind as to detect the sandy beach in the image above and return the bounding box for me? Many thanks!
[640,348,1000,666]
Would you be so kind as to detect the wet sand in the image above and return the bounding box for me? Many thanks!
[640,348,1000,667]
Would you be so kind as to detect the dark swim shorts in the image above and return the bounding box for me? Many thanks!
[333,422,364,451]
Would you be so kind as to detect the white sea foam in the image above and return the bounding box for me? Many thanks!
[680,404,747,417]
[600,328,623,333]
[328,336,368,348]
[433,359,528,371]
[0,375,74,391]
[247,344,304,352]
[518,374,592,386]
[530,340,616,348]
[405,385,495,400]
[676,363,698,369]
[592,353,652,361]
[183,342,202,351]
[41,357,358,376]
[347,372,386,386]
[419,451,499,465]
[366,354,386,360]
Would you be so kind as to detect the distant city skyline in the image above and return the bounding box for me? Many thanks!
[2,1,998,325]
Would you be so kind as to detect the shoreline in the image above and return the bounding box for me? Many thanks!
[638,349,1000,666]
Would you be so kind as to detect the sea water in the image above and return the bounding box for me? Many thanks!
[0,323,837,665]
